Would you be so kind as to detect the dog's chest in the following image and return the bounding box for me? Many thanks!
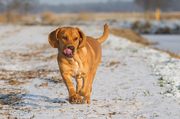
[70,60,82,76]
[73,61,80,74]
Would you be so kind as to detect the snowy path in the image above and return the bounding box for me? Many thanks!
[0,25,179,119]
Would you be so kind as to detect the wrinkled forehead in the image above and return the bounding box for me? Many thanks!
[59,27,79,37]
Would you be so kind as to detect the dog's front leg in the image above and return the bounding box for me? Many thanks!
[62,73,83,104]
[76,74,83,93]
[79,70,96,104]
[79,74,88,97]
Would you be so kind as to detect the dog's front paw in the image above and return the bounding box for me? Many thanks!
[69,94,83,104]
[79,89,86,96]
[84,96,90,104]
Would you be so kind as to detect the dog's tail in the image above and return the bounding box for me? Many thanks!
[97,24,109,44]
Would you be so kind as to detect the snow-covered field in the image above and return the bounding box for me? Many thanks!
[0,25,179,119]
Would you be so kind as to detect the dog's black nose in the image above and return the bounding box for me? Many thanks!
[67,46,75,50]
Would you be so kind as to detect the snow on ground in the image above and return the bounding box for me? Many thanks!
[0,25,179,119]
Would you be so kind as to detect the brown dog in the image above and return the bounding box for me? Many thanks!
[48,24,109,104]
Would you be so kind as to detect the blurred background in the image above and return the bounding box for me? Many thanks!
[0,0,180,55]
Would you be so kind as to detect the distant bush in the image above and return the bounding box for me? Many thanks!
[41,11,58,25]
[77,12,95,21]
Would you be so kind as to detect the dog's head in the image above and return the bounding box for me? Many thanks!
[48,27,86,58]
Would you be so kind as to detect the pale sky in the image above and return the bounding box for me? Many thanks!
[39,0,133,5]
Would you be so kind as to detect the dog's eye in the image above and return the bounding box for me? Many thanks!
[62,36,68,41]
[74,37,78,41]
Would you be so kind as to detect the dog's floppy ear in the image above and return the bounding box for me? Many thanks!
[48,28,60,48]
[76,28,86,49]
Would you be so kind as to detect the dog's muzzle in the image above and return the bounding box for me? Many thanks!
[63,45,75,58]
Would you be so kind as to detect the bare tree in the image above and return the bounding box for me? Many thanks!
[0,0,4,11]
[135,0,176,20]
[2,0,38,13]
[1,0,39,22]
[135,0,174,11]
[21,0,39,14]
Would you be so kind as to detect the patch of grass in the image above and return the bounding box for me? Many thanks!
[154,48,180,59]
[163,50,180,59]
[0,69,60,81]
[2,44,57,61]
[0,12,180,24]
[167,53,180,59]
[143,90,150,96]
[158,77,165,87]
[41,11,59,25]
[77,12,95,21]
[106,60,120,67]
[108,111,119,118]
[0,12,23,23]
[110,28,153,46]
[0,93,22,105]
[176,85,180,90]
[8,79,25,86]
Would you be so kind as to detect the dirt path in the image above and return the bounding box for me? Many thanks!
[0,25,179,119]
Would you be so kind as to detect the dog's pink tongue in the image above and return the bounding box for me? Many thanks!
[64,48,72,55]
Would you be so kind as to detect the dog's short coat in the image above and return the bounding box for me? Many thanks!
[48,24,109,104]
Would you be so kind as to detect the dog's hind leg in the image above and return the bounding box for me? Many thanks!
[86,68,97,104]
[80,67,97,104]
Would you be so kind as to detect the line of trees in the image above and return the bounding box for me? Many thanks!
[0,0,180,14]
[135,0,180,12]
[0,0,39,14]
